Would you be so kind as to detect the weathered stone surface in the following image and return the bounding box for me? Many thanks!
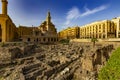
[22,44,36,56]
[0,47,22,64]
[5,68,25,80]
[9,47,23,59]
[0,42,119,80]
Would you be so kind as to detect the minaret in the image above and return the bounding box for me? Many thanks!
[46,11,51,23]
[46,11,51,31]
[1,0,8,15]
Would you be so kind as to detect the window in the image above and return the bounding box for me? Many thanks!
[54,38,56,42]
[35,32,39,36]
[36,38,38,42]
[43,38,46,42]
[103,35,105,38]
[28,38,30,42]
[9,25,11,35]
[51,38,53,41]
[102,24,105,32]
[99,25,101,29]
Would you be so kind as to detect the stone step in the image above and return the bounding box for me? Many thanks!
[22,63,42,75]
[25,67,47,80]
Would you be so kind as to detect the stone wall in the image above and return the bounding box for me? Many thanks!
[76,44,114,80]
[0,44,36,65]
[70,38,120,42]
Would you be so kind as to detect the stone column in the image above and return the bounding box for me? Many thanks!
[2,22,7,42]
[1,0,8,15]
[101,24,103,39]
[116,19,120,38]
[105,21,108,39]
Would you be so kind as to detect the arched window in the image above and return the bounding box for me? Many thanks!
[43,38,46,42]
[54,38,56,42]
[27,38,30,42]
[9,25,11,36]
[36,38,38,42]
[51,38,53,42]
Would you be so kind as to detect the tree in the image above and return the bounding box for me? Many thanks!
[91,38,98,47]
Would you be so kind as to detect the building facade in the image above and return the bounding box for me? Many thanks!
[80,18,120,39]
[58,27,79,39]
[80,20,116,39]
[18,12,58,43]
[59,18,120,39]
[111,17,120,38]
[0,0,18,42]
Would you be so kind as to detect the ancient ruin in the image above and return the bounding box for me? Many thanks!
[0,42,119,80]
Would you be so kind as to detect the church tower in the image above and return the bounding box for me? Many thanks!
[46,11,51,31]
[1,0,8,15]
[46,11,51,23]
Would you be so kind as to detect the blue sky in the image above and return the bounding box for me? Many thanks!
[0,0,120,32]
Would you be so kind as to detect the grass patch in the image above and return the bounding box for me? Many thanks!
[59,39,70,44]
[98,47,120,80]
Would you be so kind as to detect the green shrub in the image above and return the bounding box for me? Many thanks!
[0,42,5,47]
[59,39,70,44]
[98,47,120,80]
[13,42,17,46]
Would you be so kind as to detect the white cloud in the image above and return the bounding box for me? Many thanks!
[66,7,80,20]
[65,5,109,26]
[81,5,108,17]
[65,7,80,25]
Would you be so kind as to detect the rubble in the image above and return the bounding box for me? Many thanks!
[0,42,119,80]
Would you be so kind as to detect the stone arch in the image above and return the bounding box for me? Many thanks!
[0,24,2,42]
[54,38,56,42]
[8,24,11,41]
[51,38,53,42]
[27,38,30,42]
[36,38,38,42]
[6,20,10,41]
[43,38,46,42]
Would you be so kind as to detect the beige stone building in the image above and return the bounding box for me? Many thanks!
[80,20,116,39]
[0,0,18,42]
[0,0,58,43]
[59,17,120,39]
[58,27,79,39]
[80,17,120,39]
[18,12,58,43]
[111,17,120,38]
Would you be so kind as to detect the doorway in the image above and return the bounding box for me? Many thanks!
[27,38,30,42]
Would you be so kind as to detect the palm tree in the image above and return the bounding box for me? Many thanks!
[91,38,98,47]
